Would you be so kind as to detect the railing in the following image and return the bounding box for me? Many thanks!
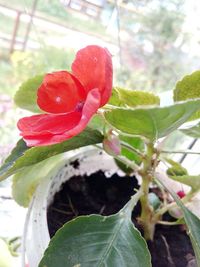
[0,2,115,54]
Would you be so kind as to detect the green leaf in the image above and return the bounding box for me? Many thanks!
[172,198,200,267]
[114,160,133,175]
[121,136,144,164]
[0,139,29,178]
[109,87,160,107]
[165,158,187,168]
[88,114,105,132]
[157,178,200,266]
[0,128,103,181]
[167,167,188,177]
[12,154,65,207]
[174,71,200,120]
[104,99,200,141]
[168,174,200,192]
[39,211,151,267]
[181,122,200,138]
[165,159,200,191]
[174,71,200,101]
[166,158,188,176]
[115,136,144,174]
[14,74,44,113]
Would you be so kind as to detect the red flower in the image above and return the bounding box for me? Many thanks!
[17,45,113,146]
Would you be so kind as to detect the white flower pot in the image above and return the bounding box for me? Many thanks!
[23,148,123,267]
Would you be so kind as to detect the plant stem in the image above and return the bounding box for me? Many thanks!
[157,220,182,226]
[120,141,145,158]
[161,150,200,155]
[155,189,195,217]
[117,155,140,171]
[94,145,139,171]
[138,142,160,240]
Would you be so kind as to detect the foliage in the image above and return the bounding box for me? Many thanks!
[181,122,200,138]
[2,45,200,267]
[105,99,200,140]
[174,70,200,120]
[39,192,151,267]
[11,46,75,81]
[0,128,103,181]
[0,46,75,162]
[109,87,160,107]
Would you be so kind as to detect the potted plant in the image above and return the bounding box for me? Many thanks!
[1,45,200,267]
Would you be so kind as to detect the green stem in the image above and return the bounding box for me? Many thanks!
[117,155,140,171]
[94,145,139,171]
[156,189,195,217]
[138,142,159,240]
[157,220,181,226]
[120,141,145,158]
[161,150,200,155]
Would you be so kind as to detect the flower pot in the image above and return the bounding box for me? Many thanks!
[23,148,123,267]
[23,149,195,267]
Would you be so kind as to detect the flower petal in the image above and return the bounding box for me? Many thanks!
[17,111,82,136]
[37,71,86,114]
[18,89,101,146]
[72,45,113,106]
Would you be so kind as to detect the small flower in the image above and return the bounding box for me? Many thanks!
[17,45,113,146]
[103,130,121,157]
[177,190,185,199]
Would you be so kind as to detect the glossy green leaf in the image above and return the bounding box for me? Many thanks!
[14,74,44,113]
[109,87,160,107]
[115,136,144,174]
[121,136,144,164]
[181,122,200,138]
[0,128,103,181]
[157,178,200,266]
[39,206,151,267]
[12,154,65,207]
[174,71,200,120]
[104,99,200,141]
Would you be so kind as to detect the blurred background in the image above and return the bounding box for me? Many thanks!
[0,0,200,264]
[1,0,200,163]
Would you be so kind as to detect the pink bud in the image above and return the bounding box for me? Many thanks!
[103,130,121,157]
[177,190,185,199]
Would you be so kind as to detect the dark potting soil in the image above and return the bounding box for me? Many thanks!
[47,169,195,267]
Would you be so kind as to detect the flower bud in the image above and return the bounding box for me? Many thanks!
[103,130,121,157]
[167,166,188,177]
[177,190,186,199]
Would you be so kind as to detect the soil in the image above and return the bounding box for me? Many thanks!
[47,169,195,267]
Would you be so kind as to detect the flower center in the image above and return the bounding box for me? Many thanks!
[55,96,61,103]
[76,101,84,112]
